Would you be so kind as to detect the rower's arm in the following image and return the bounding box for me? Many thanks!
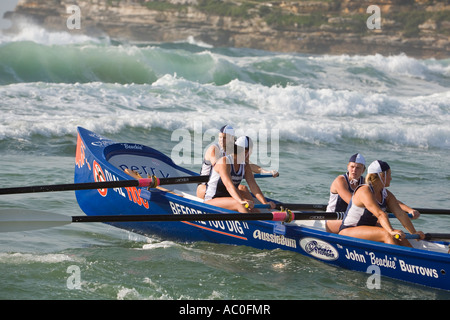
[215,161,245,205]
[245,166,275,209]
[397,200,420,219]
[245,166,265,204]
[332,175,353,204]
[386,191,419,234]
[249,163,279,177]
[207,145,221,167]
[357,186,395,235]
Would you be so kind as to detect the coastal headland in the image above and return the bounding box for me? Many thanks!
[4,0,450,58]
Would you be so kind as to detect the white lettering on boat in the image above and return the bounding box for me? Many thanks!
[300,237,338,261]
[253,230,297,248]
[104,169,126,198]
[168,201,247,235]
[369,252,396,269]
[399,260,439,278]
[344,249,396,270]
[345,248,366,263]
[92,162,149,208]
[118,164,170,179]
[123,143,143,150]
[169,201,207,225]
[342,248,440,279]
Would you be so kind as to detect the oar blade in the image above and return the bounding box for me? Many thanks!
[0,209,72,232]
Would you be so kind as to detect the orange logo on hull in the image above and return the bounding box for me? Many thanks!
[93,160,107,197]
[75,133,91,171]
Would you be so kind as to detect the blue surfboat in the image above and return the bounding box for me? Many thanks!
[74,127,450,291]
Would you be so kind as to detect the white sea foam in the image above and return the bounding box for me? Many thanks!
[141,240,179,250]
[0,30,448,150]
[0,20,107,46]
[311,53,450,81]
[1,78,449,150]
[185,35,214,49]
[0,252,85,264]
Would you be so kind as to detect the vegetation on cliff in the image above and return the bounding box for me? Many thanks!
[138,0,450,37]
[10,0,450,58]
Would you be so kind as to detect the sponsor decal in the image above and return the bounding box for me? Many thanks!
[168,201,248,239]
[123,143,143,150]
[253,230,297,248]
[300,237,338,261]
[75,134,90,170]
[399,260,439,278]
[93,160,107,197]
[342,247,440,279]
[92,160,150,207]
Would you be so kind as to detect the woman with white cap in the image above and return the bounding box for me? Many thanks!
[204,136,276,213]
[338,160,424,246]
[325,153,366,233]
[197,125,236,198]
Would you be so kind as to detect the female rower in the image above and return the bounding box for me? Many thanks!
[196,125,279,199]
[326,153,366,233]
[197,125,235,198]
[204,136,276,213]
[338,160,424,246]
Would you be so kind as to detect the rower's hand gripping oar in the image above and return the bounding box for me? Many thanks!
[0,175,209,195]
[395,233,450,241]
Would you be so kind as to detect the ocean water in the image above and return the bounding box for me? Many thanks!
[0,22,449,301]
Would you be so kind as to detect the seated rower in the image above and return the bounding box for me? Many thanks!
[338,160,424,246]
[326,154,420,234]
[196,125,279,199]
[204,136,275,213]
[326,153,366,233]
[197,125,235,199]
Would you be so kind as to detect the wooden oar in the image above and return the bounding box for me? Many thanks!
[0,208,415,233]
[255,203,450,215]
[0,172,271,196]
[0,175,209,195]
[0,209,348,232]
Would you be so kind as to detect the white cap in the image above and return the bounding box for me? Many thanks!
[368,160,390,174]
[220,125,235,136]
[349,153,366,166]
[235,136,253,154]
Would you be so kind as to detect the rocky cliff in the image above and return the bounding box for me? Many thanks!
[6,0,450,58]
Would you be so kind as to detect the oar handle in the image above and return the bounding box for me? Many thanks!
[253,174,275,178]
[395,233,450,240]
[255,203,329,210]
